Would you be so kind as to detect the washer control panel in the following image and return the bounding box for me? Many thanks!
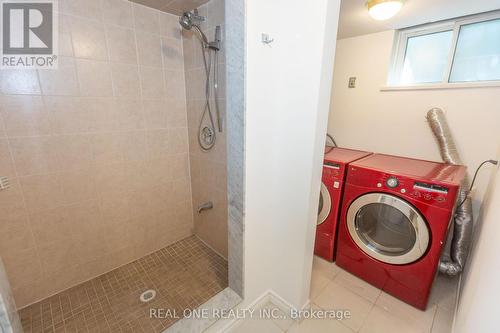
[347,167,460,211]
[411,181,449,203]
[323,161,342,179]
[376,175,450,204]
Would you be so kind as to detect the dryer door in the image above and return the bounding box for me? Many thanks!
[317,182,331,225]
[346,193,430,265]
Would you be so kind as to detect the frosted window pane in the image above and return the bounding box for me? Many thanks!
[401,30,453,84]
[450,19,500,82]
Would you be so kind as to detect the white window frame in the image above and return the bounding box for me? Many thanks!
[387,10,500,89]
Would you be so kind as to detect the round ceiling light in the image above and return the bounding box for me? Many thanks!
[367,0,403,21]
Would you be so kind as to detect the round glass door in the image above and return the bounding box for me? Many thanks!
[347,193,429,264]
[317,182,331,225]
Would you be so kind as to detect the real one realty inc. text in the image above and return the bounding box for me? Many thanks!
[150,307,351,320]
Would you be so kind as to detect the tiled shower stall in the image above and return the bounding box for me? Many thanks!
[0,0,228,331]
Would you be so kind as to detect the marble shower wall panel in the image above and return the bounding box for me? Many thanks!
[224,0,245,298]
[0,259,22,333]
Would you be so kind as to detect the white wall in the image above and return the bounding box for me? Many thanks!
[455,154,500,332]
[243,0,341,309]
[328,30,500,214]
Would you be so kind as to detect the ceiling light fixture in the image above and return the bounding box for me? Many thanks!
[367,0,403,21]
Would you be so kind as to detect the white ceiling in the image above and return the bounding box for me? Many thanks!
[338,0,500,39]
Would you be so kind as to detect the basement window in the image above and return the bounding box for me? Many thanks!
[388,11,500,87]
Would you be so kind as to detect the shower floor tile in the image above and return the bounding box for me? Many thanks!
[18,236,228,333]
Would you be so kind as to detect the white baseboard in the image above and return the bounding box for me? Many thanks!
[216,290,309,332]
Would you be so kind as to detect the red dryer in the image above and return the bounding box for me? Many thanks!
[315,148,372,262]
[336,154,466,309]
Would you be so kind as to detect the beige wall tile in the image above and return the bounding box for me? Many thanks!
[106,25,138,64]
[76,59,113,96]
[0,117,5,138]
[44,96,89,134]
[164,69,186,100]
[111,63,141,97]
[144,157,172,186]
[42,264,83,297]
[169,127,189,154]
[166,99,187,127]
[37,238,79,273]
[160,12,182,40]
[136,31,162,67]
[70,17,108,60]
[12,282,47,309]
[102,0,134,28]
[0,179,28,228]
[58,15,74,57]
[114,99,144,130]
[29,206,73,247]
[133,3,160,34]
[94,162,128,194]
[143,99,168,129]
[140,66,165,98]
[81,97,115,132]
[98,189,133,225]
[38,56,79,96]
[171,153,190,180]
[2,247,43,292]
[122,131,148,162]
[60,168,98,204]
[60,0,103,19]
[146,129,170,158]
[66,200,106,261]
[20,174,66,213]
[9,136,60,176]
[0,96,51,137]
[162,37,184,70]
[0,69,40,95]
[91,133,124,165]
[56,134,95,173]
[0,181,33,254]
[0,140,15,179]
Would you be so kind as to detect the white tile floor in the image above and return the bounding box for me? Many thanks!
[231,256,457,333]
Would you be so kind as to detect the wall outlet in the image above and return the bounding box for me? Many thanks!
[348,77,356,88]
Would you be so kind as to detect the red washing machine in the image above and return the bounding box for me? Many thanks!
[315,148,372,262]
[336,154,466,309]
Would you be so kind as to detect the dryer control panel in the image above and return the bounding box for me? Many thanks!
[411,181,449,203]
[323,161,343,180]
[347,167,459,211]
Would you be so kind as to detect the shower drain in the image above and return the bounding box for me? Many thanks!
[140,289,157,303]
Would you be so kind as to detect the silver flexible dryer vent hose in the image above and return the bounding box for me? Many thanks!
[426,108,473,276]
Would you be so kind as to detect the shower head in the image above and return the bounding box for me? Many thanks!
[179,12,193,30]
[179,11,209,45]
[179,11,204,30]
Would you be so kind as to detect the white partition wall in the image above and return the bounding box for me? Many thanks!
[243,0,341,309]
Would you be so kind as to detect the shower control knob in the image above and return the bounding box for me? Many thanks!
[386,177,399,188]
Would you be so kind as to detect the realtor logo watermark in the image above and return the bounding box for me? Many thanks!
[1,0,58,68]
